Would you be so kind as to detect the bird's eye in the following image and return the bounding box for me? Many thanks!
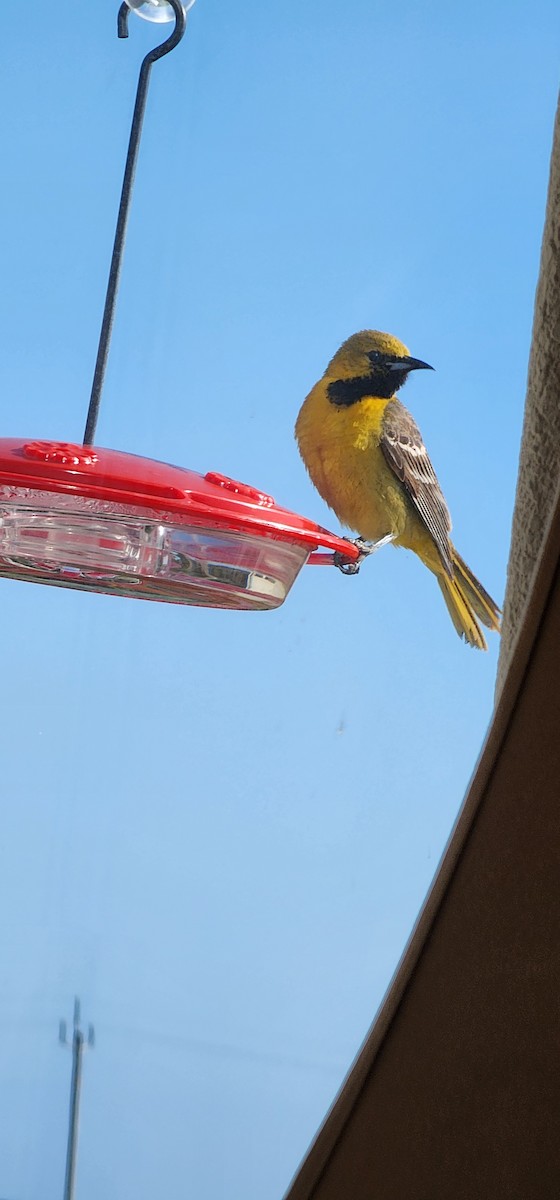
[369,350,382,363]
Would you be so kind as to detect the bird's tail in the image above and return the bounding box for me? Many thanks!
[438,549,501,650]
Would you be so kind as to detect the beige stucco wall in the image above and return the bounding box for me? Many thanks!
[496,93,560,696]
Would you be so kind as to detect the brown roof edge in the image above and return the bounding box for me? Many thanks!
[283,465,560,1200]
[496,90,560,694]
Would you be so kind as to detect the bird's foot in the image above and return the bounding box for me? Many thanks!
[333,550,362,575]
[334,534,395,576]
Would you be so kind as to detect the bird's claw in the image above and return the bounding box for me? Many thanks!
[334,535,394,575]
[354,537,377,556]
[333,550,362,575]
[334,538,376,575]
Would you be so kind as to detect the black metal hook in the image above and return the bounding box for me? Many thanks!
[117,1,187,60]
[83,1,188,446]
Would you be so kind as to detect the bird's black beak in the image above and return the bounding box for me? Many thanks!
[388,355,434,372]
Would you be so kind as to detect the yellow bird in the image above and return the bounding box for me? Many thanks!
[295,330,501,649]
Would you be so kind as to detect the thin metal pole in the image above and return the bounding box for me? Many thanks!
[63,1024,83,1200]
[83,1,187,445]
[60,998,95,1200]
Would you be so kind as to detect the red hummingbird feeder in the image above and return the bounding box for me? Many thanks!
[0,0,358,609]
[0,440,358,608]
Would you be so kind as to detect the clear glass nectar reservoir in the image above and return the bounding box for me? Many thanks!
[0,491,307,608]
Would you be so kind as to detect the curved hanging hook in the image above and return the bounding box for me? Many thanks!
[117,1,187,60]
[83,1,188,445]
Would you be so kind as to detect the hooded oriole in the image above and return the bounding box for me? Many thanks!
[295,330,500,649]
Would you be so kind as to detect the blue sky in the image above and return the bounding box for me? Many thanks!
[0,2,558,1197]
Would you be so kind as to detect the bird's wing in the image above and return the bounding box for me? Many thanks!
[380,398,453,576]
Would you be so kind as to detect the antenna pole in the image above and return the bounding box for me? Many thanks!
[60,998,95,1200]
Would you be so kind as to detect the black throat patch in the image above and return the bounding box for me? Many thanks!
[327,370,408,407]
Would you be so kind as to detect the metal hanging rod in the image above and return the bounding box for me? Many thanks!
[83,0,187,446]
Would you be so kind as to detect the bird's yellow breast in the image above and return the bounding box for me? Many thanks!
[295,382,409,542]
